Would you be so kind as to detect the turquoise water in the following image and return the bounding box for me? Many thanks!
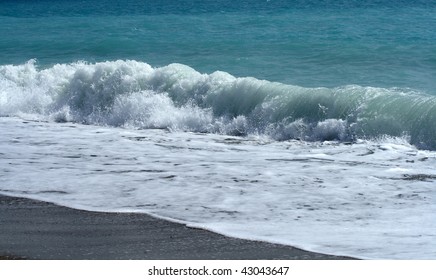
[1,0,436,149]
[1,0,435,91]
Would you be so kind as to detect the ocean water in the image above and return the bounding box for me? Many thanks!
[1,0,435,259]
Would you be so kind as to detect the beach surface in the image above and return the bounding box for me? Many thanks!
[0,195,352,260]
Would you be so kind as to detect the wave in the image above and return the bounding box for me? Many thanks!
[1,60,436,149]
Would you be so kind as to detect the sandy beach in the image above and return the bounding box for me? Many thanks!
[0,195,353,260]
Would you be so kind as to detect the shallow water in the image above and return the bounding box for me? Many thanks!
[1,117,435,259]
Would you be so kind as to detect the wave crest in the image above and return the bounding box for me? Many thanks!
[1,60,436,149]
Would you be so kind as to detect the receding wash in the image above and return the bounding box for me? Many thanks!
[1,0,435,259]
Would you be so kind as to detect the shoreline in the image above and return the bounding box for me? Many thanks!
[0,194,354,260]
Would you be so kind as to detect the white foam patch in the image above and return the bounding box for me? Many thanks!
[1,117,435,259]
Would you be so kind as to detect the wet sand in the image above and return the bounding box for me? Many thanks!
[0,195,353,260]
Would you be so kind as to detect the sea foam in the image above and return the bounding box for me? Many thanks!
[1,117,435,259]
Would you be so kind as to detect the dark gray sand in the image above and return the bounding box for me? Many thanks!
[0,195,353,260]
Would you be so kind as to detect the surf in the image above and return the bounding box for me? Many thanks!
[1,59,435,149]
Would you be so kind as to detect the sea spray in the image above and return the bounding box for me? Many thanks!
[1,60,436,149]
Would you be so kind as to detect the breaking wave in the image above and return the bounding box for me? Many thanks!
[1,60,436,149]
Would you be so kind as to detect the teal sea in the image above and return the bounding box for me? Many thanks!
[1,0,435,90]
[1,0,436,259]
[2,0,436,148]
